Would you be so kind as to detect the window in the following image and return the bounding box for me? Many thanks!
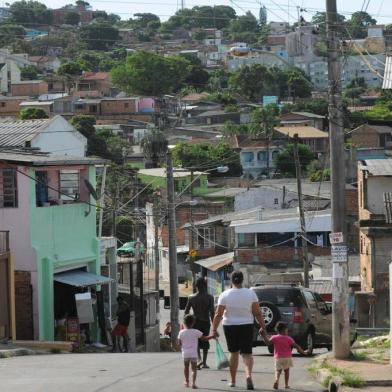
[59,170,80,200]
[0,102,5,108]
[242,152,254,163]
[89,105,97,113]
[237,233,254,248]
[257,151,268,162]
[196,227,215,249]
[0,168,17,208]
[274,198,279,205]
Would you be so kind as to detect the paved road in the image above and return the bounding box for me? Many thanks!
[0,348,326,392]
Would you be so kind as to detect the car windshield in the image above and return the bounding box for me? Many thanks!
[123,242,134,247]
[255,288,303,307]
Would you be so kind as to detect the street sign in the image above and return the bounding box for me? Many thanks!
[329,232,344,244]
[331,245,347,263]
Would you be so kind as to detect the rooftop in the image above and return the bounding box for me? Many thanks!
[291,112,325,119]
[138,168,205,178]
[361,159,392,176]
[275,126,328,139]
[382,55,392,90]
[11,80,46,85]
[80,72,110,81]
[0,150,106,166]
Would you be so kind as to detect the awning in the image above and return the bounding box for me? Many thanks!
[54,270,113,287]
[195,252,234,272]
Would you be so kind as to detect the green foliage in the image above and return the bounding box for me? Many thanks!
[207,92,236,105]
[172,142,242,176]
[249,104,280,138]
[274,143,315,177]
[347,11,376,39]
[0,24,26,47]
[64,11,80,26]
[112,50,191,96]
[229,65,312,101]
[161,6,236,31]
[282,98,329,116]
[20,107,48,119]
[10,0,53,26]
[129,13,161,30]
[70,114,96,138]
[57,61,82,77]
[180,54,209,89]
[309,168,330,182]
[228,11,259,43]
[21,65,39,80]
[365,104,392,120]
[193,29,207,41]
[140,128,168,168]
[311,11,346,38]
[75,51,118,72]
[80,21,119,50]
[208,69,231,91]
[222,121,249,136]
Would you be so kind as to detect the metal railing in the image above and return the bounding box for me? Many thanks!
[0,230,9,254]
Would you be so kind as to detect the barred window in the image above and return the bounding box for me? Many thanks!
[0,168,18,208]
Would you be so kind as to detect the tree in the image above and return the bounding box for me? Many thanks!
[80,21,119,50]
[0,24,26,47]
[20,107,48,119]
[76,0,90,7]
[346,11,376,39]
[10,0,53,26]
[172,142,241,176]
[21,65,39,80]
[282,98,329,116]
[286,68,312,99]
[140,128,168,168]
[112,51,190,96]
[64,11,80,25]
[180,54,209,90]
[311,11,346,38]
[95,128,133,164]
[57,61,82,93]
[274,143,315,177]
[228,11,259,43]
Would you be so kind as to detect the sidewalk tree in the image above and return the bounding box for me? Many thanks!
[140,128,168,168]
[112,50,190,95]
[274,143,315,177]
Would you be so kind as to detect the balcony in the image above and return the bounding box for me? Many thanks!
[0,230,9,255]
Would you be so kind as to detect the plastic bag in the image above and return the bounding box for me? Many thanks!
[215,339,229,369]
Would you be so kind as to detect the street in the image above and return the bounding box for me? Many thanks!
[0,348,326,392]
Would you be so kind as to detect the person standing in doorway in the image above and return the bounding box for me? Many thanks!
[184,277,215,369]
[111,296,130,352]
[212,271,266,390]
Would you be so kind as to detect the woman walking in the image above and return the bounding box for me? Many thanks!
[184,277,215,369]
[212,271,266,390]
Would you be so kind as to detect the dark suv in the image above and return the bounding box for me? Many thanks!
[251,285,333,354]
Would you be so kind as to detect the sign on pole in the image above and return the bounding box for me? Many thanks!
[331,244,348,263]
[329,232,344,244]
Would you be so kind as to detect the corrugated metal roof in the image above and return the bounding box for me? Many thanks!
[0,151,107,166]
[362,159,392,176]
[54,270,113,287]
[382,55,392,89]
[309,280,333,294]
[275,126,328,139]
[291,112,325,119]
[195,252,234,271]
[0,118,52,147]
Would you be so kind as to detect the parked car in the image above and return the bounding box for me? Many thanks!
[117,241,145,257]
[251,284,333,355]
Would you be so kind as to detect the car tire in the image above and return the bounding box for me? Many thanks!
[259,301,281,332]
[305,330,315,356]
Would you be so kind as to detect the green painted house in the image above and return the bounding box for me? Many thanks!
[0,152,110,341]
[137,168,209,195]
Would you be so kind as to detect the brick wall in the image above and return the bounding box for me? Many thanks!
[14,271,34,340]
[11,82,48,97]
[352,125,380,148]
[235,245,330,264]
[346,188,358,215]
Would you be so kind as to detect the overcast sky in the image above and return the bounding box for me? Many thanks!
[7,0,392,23]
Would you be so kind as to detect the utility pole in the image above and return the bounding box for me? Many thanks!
[326,0,350,359]
[153,195,161,321]
[189,170,196,293]
[293,134,309,288]
[112,180,120,237]
[166,151,180,346]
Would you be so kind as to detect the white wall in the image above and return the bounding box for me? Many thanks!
[32,116,87,157]
[235,186,298,211]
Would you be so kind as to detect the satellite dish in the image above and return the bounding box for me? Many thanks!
[84,179,99,200]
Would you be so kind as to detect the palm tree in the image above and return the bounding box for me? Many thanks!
[249,104,280,177]
[141,128,168,168]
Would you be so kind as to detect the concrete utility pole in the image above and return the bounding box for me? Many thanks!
[326,0,350,359]
[166,151,180,346]
[293,134,309,288]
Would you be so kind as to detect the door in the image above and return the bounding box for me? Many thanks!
[302,290,323,343]
[0,257,10,339]
[313,292,332,344]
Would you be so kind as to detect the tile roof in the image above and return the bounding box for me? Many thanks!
[362,159,392,176]
[0,118,52,147]
[80,72,110,81]
[275,126,328,139]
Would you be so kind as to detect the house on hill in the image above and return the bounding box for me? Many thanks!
[280,112,325,130]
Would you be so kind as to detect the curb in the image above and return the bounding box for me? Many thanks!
[0,348,36,358]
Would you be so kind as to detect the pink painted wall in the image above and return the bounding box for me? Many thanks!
[138,97,155,112]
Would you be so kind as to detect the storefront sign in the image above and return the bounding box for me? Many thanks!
[66,318,80,343]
